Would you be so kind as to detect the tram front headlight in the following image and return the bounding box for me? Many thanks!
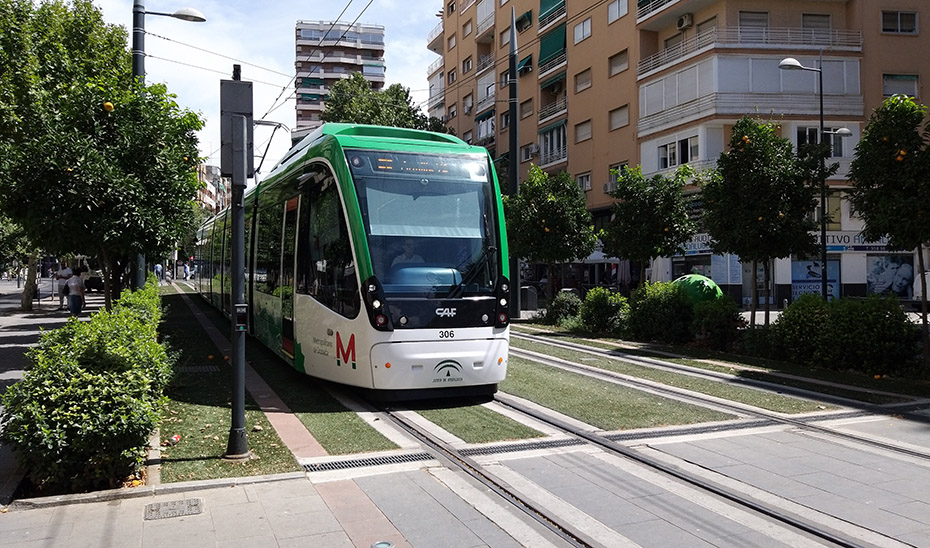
[372,299,382,310]
[499,298,507,307]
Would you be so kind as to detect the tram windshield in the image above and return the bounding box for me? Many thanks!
[347,149,500,298]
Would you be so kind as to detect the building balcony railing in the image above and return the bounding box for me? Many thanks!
[638,27,862,78]
[427,56,444,76]
[476,54,495,74]
[636,0,677,21]
[637,92,864,137]
[477,12,495,36]
[428,89,445,109]
[538,51,567,77]
[539,4,566,31]
[461,0,476,12]
[538,96,567,122]
[540,145,567,167]
[427,21,443,44]
[476,93,495,113]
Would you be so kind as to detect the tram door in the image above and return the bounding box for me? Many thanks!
[281,196,299,358]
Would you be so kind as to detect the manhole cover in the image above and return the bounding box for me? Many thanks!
[144,498,203,520]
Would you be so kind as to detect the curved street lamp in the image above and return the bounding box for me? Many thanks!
[131,1,205,290]
[779,51,851,300]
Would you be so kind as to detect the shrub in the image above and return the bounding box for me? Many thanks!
[772,293,829,365]
[542,291,582,325]
[0,279,172,493]
[691,297,742,351]
[580,286,628,335]
[628,281,693,344]
[734,325,776,359]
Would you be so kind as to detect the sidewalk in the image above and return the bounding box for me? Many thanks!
[0,281,559,548]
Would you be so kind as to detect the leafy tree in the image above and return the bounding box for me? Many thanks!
[601,165,697,284]
[698,117,819,324]
[848,95,930,365]
[0,0,204,309]
[503,165,597,296]
[322,72,449,132]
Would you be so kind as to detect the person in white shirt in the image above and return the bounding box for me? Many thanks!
[66,267,86,315]
[56,261,73,310]
[391,239,425,267]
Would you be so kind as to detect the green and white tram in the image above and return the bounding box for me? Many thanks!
[195,123,510,399]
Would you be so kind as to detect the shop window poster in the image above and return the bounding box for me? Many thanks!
[867,254,914,299]
[791,259,840,300]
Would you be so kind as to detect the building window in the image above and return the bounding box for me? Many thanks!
[882,11,918,34]
[521,143,536,162]
[448,34,456,50]
[697,16,717,37]
[577,172,592,192]
[802,13,831,43]
[449,103,457,119]
[520,98,533,119]
[515,10,532,32]
[664,33,683,51]
[608,0,628,24]
[500,111,510,129]
[659,136,698,169]
[540,123,566,164]
[883,74,918,98]
[463,56,473,73]
[500,27,511,47]
[500,69,510,88]
[575,120,592,143]
[447,1,456,14]
[608,50,628,77]
[464,93,473,113]
[798,127,845,157]
[574,68,592,92]
[477,116,495,140]
[463,20,473,37]
[739,11,769,41]
[573,18,591,44]
[463,130,473,143]
[448,69,457,84]
[609,105,629,130]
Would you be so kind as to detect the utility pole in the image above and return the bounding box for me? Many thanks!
[507,7,520,318]
[220,65,253,461]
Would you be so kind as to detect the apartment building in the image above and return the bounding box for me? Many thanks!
[196,165,228,215]
[427,0,929,305]
[294,21,386,135]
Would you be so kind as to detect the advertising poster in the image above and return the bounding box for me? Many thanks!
[867,254,914,299]
[791,260,840,300]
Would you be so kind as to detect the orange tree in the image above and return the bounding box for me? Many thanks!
[503,165,597,297]
[0,0,203,309]
[848,95,930,365]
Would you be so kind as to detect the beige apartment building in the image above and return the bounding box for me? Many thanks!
[427,0,929,305]
[294,21,386,135]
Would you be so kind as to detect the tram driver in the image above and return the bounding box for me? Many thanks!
[392,238,425,267]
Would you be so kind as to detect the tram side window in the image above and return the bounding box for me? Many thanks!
[297,165,360,319]
[255,202,285,295]
[244,207,254,287]
[223,215,233,312]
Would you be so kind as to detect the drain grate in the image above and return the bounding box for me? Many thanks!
[176,365,220,373]
[303,451,433,472]
[461,437,584,456]
[144,498,203,520]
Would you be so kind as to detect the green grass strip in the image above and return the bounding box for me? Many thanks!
[414,404,544,444]
[500,357,734,430]
[513,338,832,414]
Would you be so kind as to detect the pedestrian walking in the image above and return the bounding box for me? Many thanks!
[154,263,163,281]
[183,261,190,280]
[56,261,73,310]
[66,267,85,315]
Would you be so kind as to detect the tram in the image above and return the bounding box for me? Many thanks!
[194,123,510,399]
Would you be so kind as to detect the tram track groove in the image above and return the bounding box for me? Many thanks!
[510,345,930,464]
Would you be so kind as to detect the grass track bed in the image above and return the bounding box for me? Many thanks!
[414,404,544,444]
[500,358,734,430]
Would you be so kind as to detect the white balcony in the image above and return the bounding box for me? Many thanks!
[427,56,444,76]
[540,145,567,167]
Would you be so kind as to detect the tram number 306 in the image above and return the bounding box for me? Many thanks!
[438,330,455,339]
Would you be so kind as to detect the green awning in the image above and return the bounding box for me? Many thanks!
[538,118,566,134]
[540,71,566,89]
[538,24,566,65]
[517,55,533,73]
[475,109,495,122]
[539,0,564,21]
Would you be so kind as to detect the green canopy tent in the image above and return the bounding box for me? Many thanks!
[672,274,723,303]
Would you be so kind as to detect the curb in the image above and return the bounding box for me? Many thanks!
[6,471,309,511]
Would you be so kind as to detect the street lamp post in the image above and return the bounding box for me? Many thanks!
[131,0,205,290]
[779,51,851,300]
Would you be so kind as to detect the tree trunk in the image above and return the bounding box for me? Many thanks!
[763,260,771,327]
[546,261,554,299]
[19,253,38,311]
[918,243,930,367]
[750,259,758,327]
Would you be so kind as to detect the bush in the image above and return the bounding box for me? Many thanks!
[0,279,172,493]
[733,325,776,358]
[691,297,742,351]
[772,293,830,365]
[580,286,628,335]
[628,281,693,344]
[542,291,582,325]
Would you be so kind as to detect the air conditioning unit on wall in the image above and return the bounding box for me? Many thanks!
[529,144,540,154]
[464,105,472,114]
[677,13,693,30]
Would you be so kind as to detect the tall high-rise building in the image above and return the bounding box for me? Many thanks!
[428,0,929,305]
[294,21,386,136]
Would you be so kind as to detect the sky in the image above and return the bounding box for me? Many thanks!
[95,0,442,177]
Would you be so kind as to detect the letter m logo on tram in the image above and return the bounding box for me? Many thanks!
[336,332,356,369]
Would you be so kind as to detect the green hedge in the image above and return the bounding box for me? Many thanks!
[579,286,628,335]
[0,279,172,493]
[628,281,693,344]
[542,291,582,325]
